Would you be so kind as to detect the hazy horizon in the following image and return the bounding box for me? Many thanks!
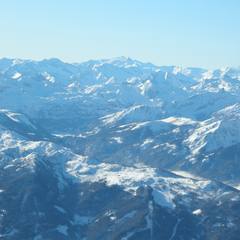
[1,56,240,71]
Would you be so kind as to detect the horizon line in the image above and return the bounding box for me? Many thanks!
[0,56,239,71]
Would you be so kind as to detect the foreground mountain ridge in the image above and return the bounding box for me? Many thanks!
[0,57,240,239]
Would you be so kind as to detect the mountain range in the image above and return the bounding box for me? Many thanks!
[0,57,240,240]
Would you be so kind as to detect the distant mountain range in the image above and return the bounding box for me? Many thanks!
[0,57,240,240]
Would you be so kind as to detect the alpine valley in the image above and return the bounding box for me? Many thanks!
[0,57,240,240]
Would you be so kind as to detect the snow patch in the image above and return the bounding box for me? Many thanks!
[56,225,68,236]
[161,117,197,126]
[192,209,202,215]
[12,72,22,80]
[111,137,123,144]
[152,189,175,209]
[54,205,66,214]
[42,72,55,83]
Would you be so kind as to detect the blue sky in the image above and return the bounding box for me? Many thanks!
[0,0,239,68]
